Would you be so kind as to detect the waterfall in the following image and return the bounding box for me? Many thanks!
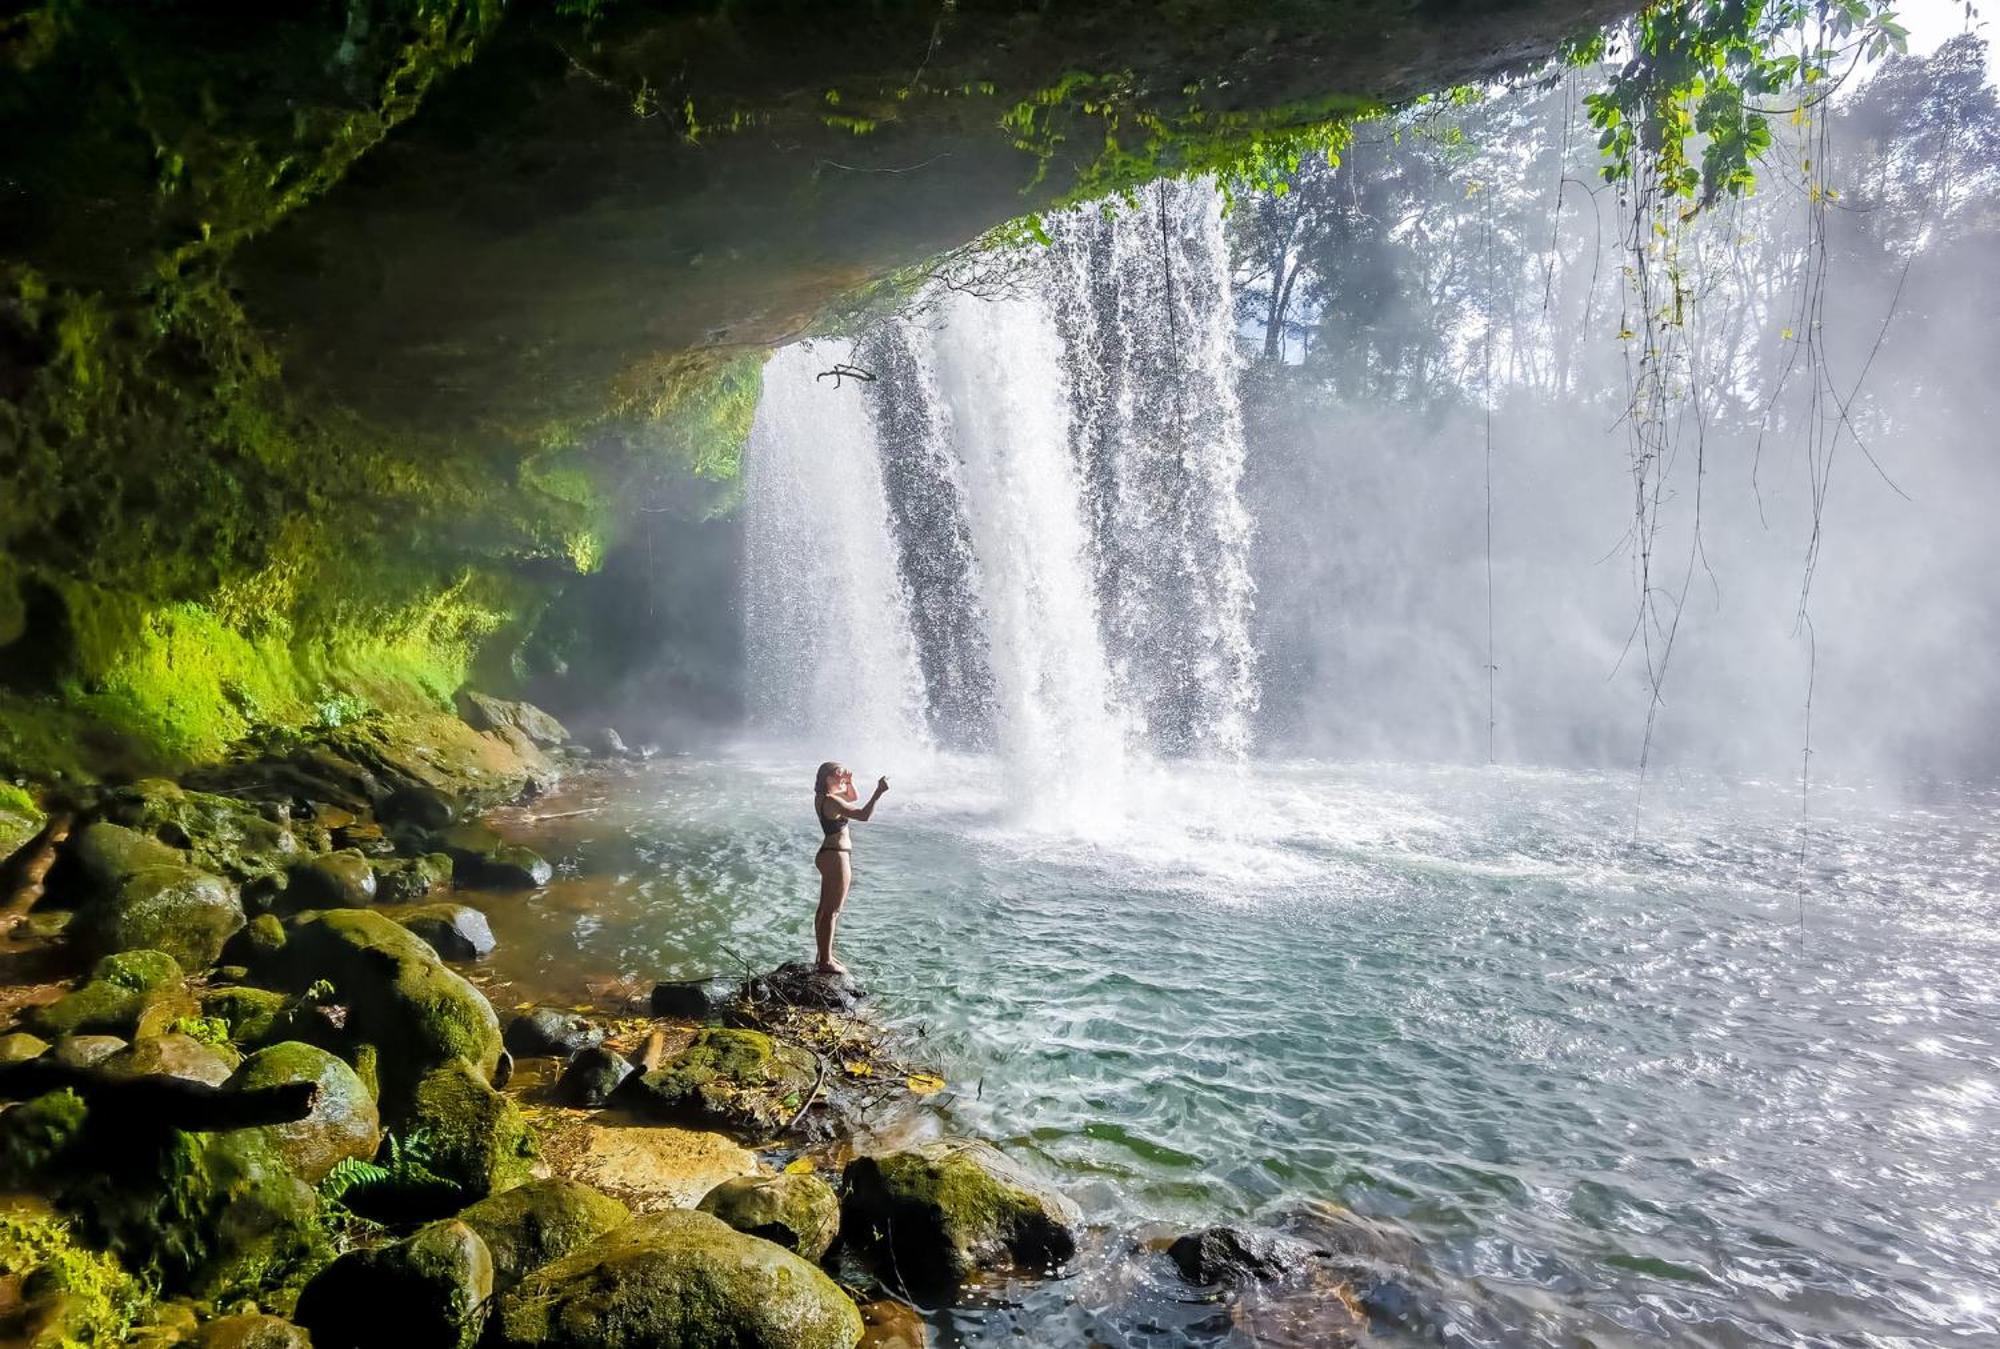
[743,179,1259,777]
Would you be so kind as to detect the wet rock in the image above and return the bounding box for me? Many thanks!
[199,985,289,1047]
[626,1028,816,1135]
[296,1218,493,1349]
[0,1030,50,1064]
[441,822,551,890]
[457,1177,631,1292]
[505,1008,603,1058]
[278,908,503,1098]
[100,1031,238,1087]
[64,820,185,891]
[225,1041,381,1184]
[379,785,457,832]
[698,1171,841,1262]
[559,1119,759,1211]
[841,1141,1080,1291]
[75,853,244,970]
[192,1312,313,1349]
[394,902,497,960]
[50,1033,126,1068]
[492,1209,863,1349]
[457,691,570,750]
[405,1057,539,1201]
[375,851,453,904]
[743,961,865,1013]
[286,849,377,908]
[650,977,731,1019]
[1167,1225,1316,1285]
[584,727,640,759]
[554,1044,633,1107]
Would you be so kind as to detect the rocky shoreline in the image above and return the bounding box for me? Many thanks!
[0,697,1396,1347]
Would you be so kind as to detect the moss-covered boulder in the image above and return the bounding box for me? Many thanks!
[392,903,496,961]
[698,1172,840,1263]
[840,1142,1080,1292]
[25,949,184,1037]
[404,1057,538,1201]
[627,1028,814,1136]
[96,780,299,889]
[456,1178,630,1293]
[279,908,502,1099]
[285,850,377,909]
[0,1030,50,1064]
[199,985,290,1048]
[0,781,45,863]
[554,1045,633,1108]
[63,821,186,893]
[375,851,453,904]
[224,1041,381,1184]
[492,1209,862,1349]
[100,1032,239,1087]
[192,1312,314,1348]
[77,863,244,970]
[295,1218,493,1349]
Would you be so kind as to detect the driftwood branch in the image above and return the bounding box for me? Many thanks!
[815,364,877,389]
[0,1059,320,1131]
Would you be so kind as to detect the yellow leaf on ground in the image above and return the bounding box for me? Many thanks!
[842,1061,871,1076]
[906,1073,946,1095]
[784,1158,816,1175]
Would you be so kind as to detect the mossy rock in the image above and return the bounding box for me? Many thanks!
[225,1041,381,1184]
[0,781,45,864]
[440,823,551,890]
[378,787,456,833]
[455,1178,630,1293]
[492,1209,863,1349]
[698,1172,840,1263]
[0,1030,51,1064]
[26,979,144,1038]
[193,1312,314,1348]
[95,948,186,991]
[404,1057,539,1202]
[0,1089,89,1188]
[100,1032,239,1087]
[199,985,290,1048]
[284,850,377,909]
[220,913,287,971]
[97,781,299,888]
[503,1008,602,1059]
[840,1142,1080,1292]
[375,851,453,904]
[627,1028,814,1136]
[50,1035,127,1069]
[295,1219,493,1349]
[279,908,502,1101]
[77,863,245,970]
[63,821,186,894]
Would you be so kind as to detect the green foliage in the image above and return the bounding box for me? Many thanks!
[0,1208,150,1346]
[319,1129,454,1219]
[1585,0,1906,211]
[166,1014,232,1048]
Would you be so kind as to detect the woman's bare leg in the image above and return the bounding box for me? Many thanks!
[814,851,851,973]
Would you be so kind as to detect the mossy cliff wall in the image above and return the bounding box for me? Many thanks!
[0,0,1620,781]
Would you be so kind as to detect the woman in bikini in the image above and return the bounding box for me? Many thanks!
[813,762,888,974]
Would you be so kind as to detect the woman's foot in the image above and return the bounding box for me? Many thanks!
[814,958,848,976]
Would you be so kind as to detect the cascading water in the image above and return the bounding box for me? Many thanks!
[742,342,928,758]
[744,179,1259,781]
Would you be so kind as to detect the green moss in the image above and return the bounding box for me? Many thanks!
[696,1172,840,1263]
[226,1042,382,1186]
[0,1090,90,1188]
[404,1058,539,1202]
[0,1207,150,1347]
[628,1028,814,1136]
[455,1178,630,1292]
[0,779,41,859]
[841,1143,1079,1289]
[198,985,289,1047]
[93,948,184,992]
[25,979,144,1039]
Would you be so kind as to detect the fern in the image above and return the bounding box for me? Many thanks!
[317,1129,453,1218]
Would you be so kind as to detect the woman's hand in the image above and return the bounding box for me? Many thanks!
[875,776,890,796]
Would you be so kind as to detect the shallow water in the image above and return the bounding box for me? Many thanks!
[473,753,2000,1346]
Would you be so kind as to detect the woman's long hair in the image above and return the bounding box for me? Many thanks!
[814,761,845,796]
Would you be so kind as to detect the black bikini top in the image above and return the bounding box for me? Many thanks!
[816,797,845,836]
